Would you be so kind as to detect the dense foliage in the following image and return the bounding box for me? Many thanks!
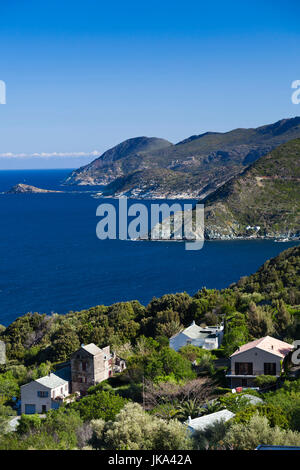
[0,244,300,449]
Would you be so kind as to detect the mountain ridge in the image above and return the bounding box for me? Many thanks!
[65,117,300,198]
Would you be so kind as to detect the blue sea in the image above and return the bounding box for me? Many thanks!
[0,169,298,326]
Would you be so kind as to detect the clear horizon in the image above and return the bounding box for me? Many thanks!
[0,0,300,168]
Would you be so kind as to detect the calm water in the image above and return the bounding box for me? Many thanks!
[0,169,298,326]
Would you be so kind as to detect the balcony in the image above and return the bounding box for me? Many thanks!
[225,369,279,378]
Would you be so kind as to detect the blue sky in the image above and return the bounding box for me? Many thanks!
[0,0,299,168]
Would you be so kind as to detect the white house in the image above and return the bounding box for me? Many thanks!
[21,367,70,415]
[226,336,294,388]
[187,410,235,434]
[169,321,224,352]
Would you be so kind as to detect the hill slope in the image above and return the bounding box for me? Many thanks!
[65,136,172,186]
[235,245,300,304]
[203,138,300,239]
[65,117,300,198]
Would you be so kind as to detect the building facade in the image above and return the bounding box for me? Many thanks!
[70,343,113,396]
[226,336,294,388]
[20,369,70,414]
[21,343,125,413]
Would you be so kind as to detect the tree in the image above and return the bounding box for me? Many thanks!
[224,414,300,450]
[0,404,16,432]
[92,402,192,450]
[49,327,80,361]
[233,404,289,429]
[145,347,196,382]
[17,414,42,435]
[175,399,203,420]
[0,372,19,403]
[275,299,292,334]
[70,390,128,422]
[247,302,274,338]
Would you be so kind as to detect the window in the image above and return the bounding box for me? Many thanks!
[37,391,48,398]
[235,362,253,375]
[264,363,276,375]
[82,361,87,371]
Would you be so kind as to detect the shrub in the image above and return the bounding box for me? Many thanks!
[93,402,192,450]
[224,414,300,450]
[70,390,128,422]
[254,375,278,388]
[17,414,43,435]
[233,404,289,429]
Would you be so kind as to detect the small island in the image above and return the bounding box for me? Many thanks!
[6,183,63,194]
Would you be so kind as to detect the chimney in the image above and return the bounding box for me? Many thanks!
[188,416,192,423]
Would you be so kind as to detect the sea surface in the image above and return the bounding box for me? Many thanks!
[0,169,298,326]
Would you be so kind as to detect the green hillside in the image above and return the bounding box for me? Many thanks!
[203,138,300,239]
[235,245,300,304]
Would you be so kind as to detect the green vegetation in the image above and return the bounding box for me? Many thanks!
[204,138,300,238]
[0,244,300,449]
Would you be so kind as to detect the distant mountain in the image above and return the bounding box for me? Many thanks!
[203,138,300,239]
[65,137,172,186]
[65,117,300,198]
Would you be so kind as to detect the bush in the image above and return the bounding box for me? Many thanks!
[233,404,289,429]
[70,390,128,422]
[17,414,43,435]
[92,402,193,450]
[254,375,278,388]
[224,414,300,449]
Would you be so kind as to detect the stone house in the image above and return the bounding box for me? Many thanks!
[71,343,114,396]
[21,343,126,413]
[226,336,294,388]
[169,321,224,352]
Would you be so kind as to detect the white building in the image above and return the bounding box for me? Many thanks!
[20,368,70,415]
[187,410,235,434]
[169,321,224,352]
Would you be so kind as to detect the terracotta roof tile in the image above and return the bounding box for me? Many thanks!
[231,336,293,358]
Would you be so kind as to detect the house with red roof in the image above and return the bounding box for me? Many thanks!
[226,336,294,388]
